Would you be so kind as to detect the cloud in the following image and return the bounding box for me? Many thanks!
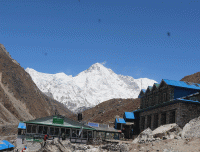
[101,61,107,65]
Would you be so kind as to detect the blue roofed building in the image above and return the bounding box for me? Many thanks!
[114,117,126,130]
[18,122,26,136]
[138,79,200,132]
[114,110,141,138]
[124,112,135,122]
[0,140,15,151]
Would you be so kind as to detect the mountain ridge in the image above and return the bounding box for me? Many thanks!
[180,72,200,84]
[26,63,157,113]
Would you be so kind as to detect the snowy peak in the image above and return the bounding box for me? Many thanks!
[78,63,113,76]
[88,63,105,71]
[26,63,157,113]
[87,63,112,73]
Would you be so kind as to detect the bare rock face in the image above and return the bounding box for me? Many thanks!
[180,71,200,84]
[133,124,182,144]
[182,116,200,138]
[0,44,72,126]
[0,44,20,66]
[152,123,182,139]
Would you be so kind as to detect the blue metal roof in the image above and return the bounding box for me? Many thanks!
[124,112,135,119]
[88,122,99,127]
[18,122,26,129]
[0,140,14,150]
[176,98,200,104]
[163,79,200,90]
[115,118,126,124]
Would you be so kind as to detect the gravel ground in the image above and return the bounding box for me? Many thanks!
[129,137,200,152]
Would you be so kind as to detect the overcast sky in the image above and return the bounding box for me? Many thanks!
[0,0,200,83]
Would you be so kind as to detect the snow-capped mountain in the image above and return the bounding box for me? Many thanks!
[26,63,157,113]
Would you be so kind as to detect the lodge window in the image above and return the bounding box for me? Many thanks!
[155,96,158,104]
[43,126,48,134]
[32,125,37,133]
[83,130,87,138]
[76,130,80,137]
[163,93,166,102]
[169,110,176,123]
[153,113,158,129]
[88,131,92,139]
[26,124,37,133]
[72,129,76,138]
[66,129,70,138]
[147,115,151,128]
[141,116,145,130]
[61,128,65,135]
[38,126,43,134]
[141,99,143,109]
[149,98,152,106]
[50,127,54,135]
[161,113,166,125]
[61,128,70,138]
[55,128,59,135]
[170,93,173,100]
[27,124,32,133]
[145,100,148,108]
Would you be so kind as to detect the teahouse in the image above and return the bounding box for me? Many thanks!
[23,115,95,143]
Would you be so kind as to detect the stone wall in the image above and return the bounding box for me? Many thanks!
[178,103,200,128]
[139,102,200,132]
[139,103,181,131]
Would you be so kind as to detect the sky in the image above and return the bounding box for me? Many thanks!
[0,0,200,83]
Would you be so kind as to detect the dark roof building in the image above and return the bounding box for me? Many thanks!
[23,115,95,143]
[138,79,200,131]
[22,115,121,143]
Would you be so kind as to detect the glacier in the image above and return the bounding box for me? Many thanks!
[26,63,157,113]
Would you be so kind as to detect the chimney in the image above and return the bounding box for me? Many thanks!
[78,113,82,122]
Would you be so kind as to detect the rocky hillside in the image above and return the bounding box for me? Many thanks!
[70,98,140,127]
[180,71,200,83]
[0,44,72,126]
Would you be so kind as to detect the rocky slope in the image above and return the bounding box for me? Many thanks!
[181,71,200,83]
[70,98,140,126]
[26,63,156,113]
[0,44,72,126]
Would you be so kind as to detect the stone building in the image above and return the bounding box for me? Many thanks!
[138,79,200,131]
